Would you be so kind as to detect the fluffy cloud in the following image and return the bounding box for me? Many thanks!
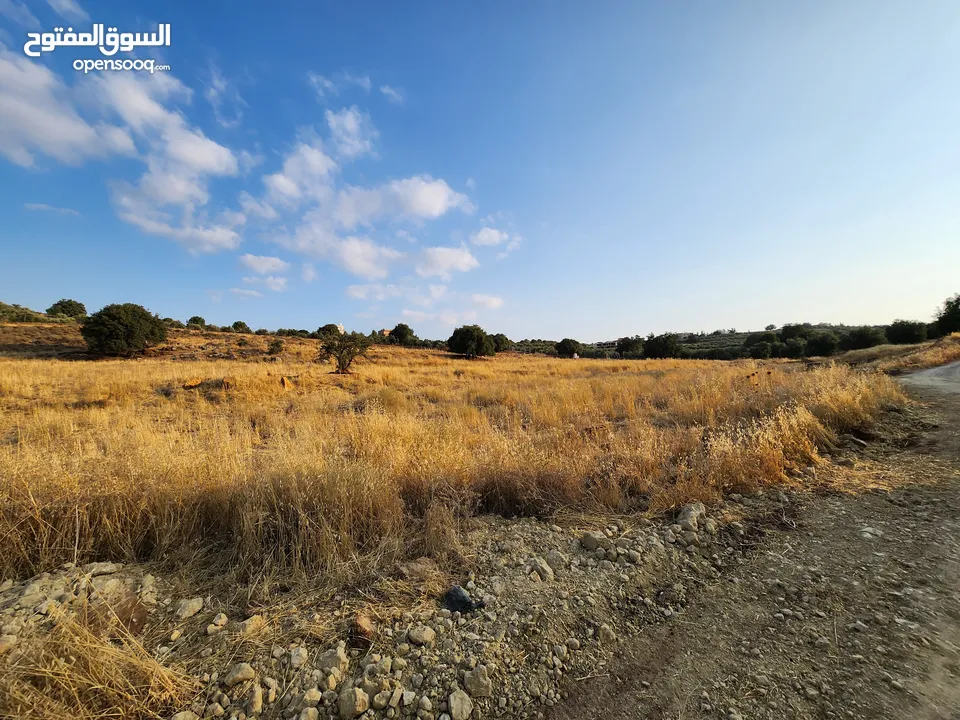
[0,0,38,27]
[334,237,403,280]
[204,65,245,129]
[230,288,262,298]
[239,253,290,274]
[0,47,135,167]
[325,106,377,158]
[470,227,509,246]
[336,176,472,229]
[307,71,371,99]
[263,139,337,206]
[471,293,504,309]
[307,72,336,98]
[416,246,479,280]
[380,85,404,104]
[238,191,278,220]
[243,275,287,292]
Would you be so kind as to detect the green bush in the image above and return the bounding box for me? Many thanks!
[492,333,513,353]
[779,323,814,342]
[80,304,168,356]
[316,332,371,373]
[937,293,960,335]
[805,332,839,357]
[555,338,582,358]
[163,317,185,329]
[187,316,206,328]
[448,325,495,358]
[232,321,252,334]
[749,341,772,359]
[839,326,887,351]
[643,333,680,359]
[616,336,643,357]
[46,298,86,318]
[886,320,927,345]
[267,339,284,355]
[255,328,269,336]
[390,323,416,346]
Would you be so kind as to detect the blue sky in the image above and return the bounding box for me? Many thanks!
[1,1,959,341]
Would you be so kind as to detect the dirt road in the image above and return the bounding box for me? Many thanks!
[554,369,960,720]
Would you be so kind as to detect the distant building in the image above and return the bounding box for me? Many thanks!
[336,323,345,334]
[593,340,618,350]
[380,328,391,337]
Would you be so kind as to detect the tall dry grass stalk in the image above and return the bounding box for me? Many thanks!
[0,347,905,583]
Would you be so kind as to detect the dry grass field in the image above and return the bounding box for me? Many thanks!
[0,325,908,594]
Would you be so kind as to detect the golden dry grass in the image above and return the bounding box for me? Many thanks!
[0,333,907,587]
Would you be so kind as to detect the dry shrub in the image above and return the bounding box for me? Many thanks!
[0,347,908,585]
[0,610,195,720]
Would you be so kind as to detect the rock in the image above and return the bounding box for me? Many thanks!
[442,586,484,613]
[247,684,263,716]
[544,550,568,573]
[402,690,417,706]
[0,579,12,592]
[389,688,404,708]
[238,614,266,635]
[463,665,493,697]
[174,597,204,619]
[290,646,309,669]
[372,690,391,710]
[84,561,121,576]
[210,612,228,627]
[352,612,375,641]
[580,531,611,551]
[398,557,439,581]
[224,663,255,687]
[0,635,18,656]
[677,502,705,532]
[419,696,433,712]
[316,641,349,674]
[298,710,319,720]
[302,687,323,707]
[408,625,436,646]
[840,433,868,448]
[527,557,555,582]
[448,689,474,720]
[171,713,200,720]
[597,624,616,643]
[338,687,369,719]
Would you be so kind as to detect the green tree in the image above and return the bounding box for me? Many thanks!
[232,320,252,334]
[492,333,513,352]
[643,333,680,359]
[779,323,814,342]
[390,323,417,347]
[616,336,643,357]
[749,341,772,359]
[840,326,888,351]
[46,298,86,318]
[784,337,808,358]
[267,338,284,355]
[764,324,777,331]
[806,332,839,357]
[555,338,583,358]
[937,293,960,335]
[80,303,167,357]
[163,317,186,329]
[316,332,371,373]
[187,316,206,328]
[448,325,495,358]
[317,323,343,339]
[886,320,928,345]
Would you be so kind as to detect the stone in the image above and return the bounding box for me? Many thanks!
[239,615,266,635]
[0,635,18,656]
[372,690,391,710]
[290,646,309,669]
[224,663,255,687]
[171,713,201,720]
[247,684,263,716]
[83,561,121,576]
[338,687,369,719]
[408,625,436,646]
[544,550,568,573]
[448,689,474,720]
[677,502,705,532]
[389,688,404,708]
[317,641,349,674]
[463,665,493,697]
[527,557,554,582]
[297,710,318,720]
[175,597,204,619]
[597,624,616,643]
[580,531,611,551]
[302,687,322,707]
[353,612,376,641]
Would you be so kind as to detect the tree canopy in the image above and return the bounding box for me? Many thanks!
[448,325,495,358]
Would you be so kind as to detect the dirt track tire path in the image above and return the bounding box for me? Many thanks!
[552,372,960,720]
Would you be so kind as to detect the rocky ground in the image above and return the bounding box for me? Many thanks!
[1,367,958,720]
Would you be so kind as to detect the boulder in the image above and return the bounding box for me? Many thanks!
[449,689,474,720]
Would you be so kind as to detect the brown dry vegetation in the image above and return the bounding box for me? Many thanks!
[840,332,960,373]
[0,326,907,592]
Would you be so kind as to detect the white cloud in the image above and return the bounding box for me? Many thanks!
[243,275,287,292]
[472,293,504,309]
[301,263,316,282]
[24,202,80,216]
[230,288,262,298]
[496,235,522,260]
[342,72,371,91]
[307,72,336,98]
[380,85,404,104]
[325,106,377,158]
[428,284,447,299]
[0,0,38,26]
[347,283,403,301]
[46,0,88,21]
[337,175,472,229]
[0,47,135,167]
[415,246,479,280]
[263,139,337,206]
[396,229,417,243]
[204,65,244,129]
[238,191,278,220]
[401,309,431,322]
[470,227,509,246]
[239,253,290,274]
[335,237,403,280]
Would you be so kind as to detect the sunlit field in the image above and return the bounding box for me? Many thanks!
[0,331,905,586]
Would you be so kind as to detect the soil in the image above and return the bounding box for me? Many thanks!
[553,363,960,720]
